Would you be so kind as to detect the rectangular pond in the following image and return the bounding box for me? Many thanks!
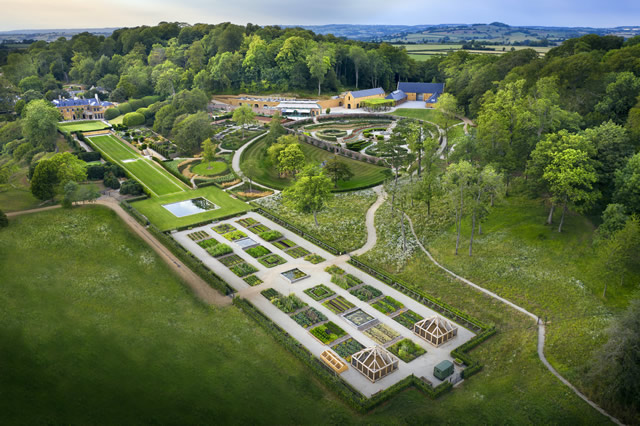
[162,197,218,218]
[235,237,258,249]
[281,268,309,283]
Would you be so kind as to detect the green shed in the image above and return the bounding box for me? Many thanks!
[434,360,454,380]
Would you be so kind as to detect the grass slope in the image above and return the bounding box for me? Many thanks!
[131,185,251,231]
[241,137,389,191]
[57,120,108,133]
[0,206,356,424]
[391,109,462,128]
[88,134,188,197]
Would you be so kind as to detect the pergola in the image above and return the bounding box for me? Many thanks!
[413,316,458,347]
[350,346,399,382]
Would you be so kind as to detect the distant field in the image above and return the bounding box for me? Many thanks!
[240,136,390,191]
[131,186,251,231]
[87,134,188,197]
[57,120,109,134]
[398,43,552,60]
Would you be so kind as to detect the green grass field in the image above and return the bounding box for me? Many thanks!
[57,120,109,134]
[191,161,228,176]
[391,109,462,128]
[131,185,251,231]
[87,134,188,197]
[240,137,390,191]
[0,206,359,424]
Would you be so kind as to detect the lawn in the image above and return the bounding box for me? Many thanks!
[254,189,377,253]
[191,161,229,176]
[0,188,41,212]
[87,134,188,197]
[0,206,359,424]
[57,120,109,134]
[391,108,462,128]
[131,185,251,231]
[240,136,390,191]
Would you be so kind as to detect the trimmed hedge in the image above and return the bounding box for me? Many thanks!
[77,150,101,162]
[105,107,121,120]
[123,112,145,127]
[118,103,132,114]
[152,157,192,186]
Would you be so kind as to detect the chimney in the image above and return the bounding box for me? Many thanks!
[95,93,100,102]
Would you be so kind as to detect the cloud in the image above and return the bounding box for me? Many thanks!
[0,0,638,30]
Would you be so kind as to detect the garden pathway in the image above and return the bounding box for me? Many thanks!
[351,185,386,256]
[231,132,271,181]
[404,214,623,425]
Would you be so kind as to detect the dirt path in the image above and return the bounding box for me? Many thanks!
[404,214,622,425]
[8,200,232,308]
[351,186,386,256]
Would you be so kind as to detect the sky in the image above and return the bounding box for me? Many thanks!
[0,0,639,31]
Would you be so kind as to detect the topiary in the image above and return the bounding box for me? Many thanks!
[122,112,145,127]
[104,107,121,120]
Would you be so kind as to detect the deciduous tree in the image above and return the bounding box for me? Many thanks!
[323,157,353,188]
[283,165,333,226]
[232,104,256,139]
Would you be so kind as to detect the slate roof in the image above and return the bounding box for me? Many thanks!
[386,90,407,101]
[348,87,385,98]
[426,92,442,103]
[52,98,113,108]
[397,82,445,94]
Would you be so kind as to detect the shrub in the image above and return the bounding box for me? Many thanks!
[123,112,145,127]
[137,107,152,119]
[129,98,144,111]
[141,95,160,106]
[259,230,282,241]
[104,107,121,120]
[86,164,105,180]
[119,180,143,195]
[0,209,7,228]
[77,151,101,162]
[325,108,331,114]
[103,172,120,189]
[118,102,132,114]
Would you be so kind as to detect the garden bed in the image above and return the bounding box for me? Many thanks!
[258,254,287,268]
[245,245,271,258]
[213,223,236,234]
[281,268,309,283]
[371,296,404,315]
[231,262,259,277]
[363,323,400,345]
[392,310,424,329]
[285,246,310,259]
[304,254,325,264]
[309,321,346,345]
[187,230,210,241]
[261,289,307,314]
[259,230,282,241]
[331,338,365,362]
[223,230,248,241]
[322,296,355,314]
[243,275,263,286]
[387,338,426,363]
[349,285,382,302]
[236,217,259,227]
[304,284,336,301]
[291,307,327,328]
[273,239,296,250]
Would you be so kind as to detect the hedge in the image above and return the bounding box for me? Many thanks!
[77,150,101,162]
[129,99,144,111]
[119,200,235,295]
[123,112,145,127]
[141,95,161,107]
[105,107,121,120]
[152,156,192,187]
[137,107,152,119]
[118,102,132,114]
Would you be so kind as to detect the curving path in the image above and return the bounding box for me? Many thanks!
[7,199,232,308]
[351,186,386,256]
[404,214,622,425]
[231,132,270,181]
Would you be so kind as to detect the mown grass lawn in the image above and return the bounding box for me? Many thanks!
[241,136,390,191]
[191,160,228,176]
[0,206,358,424]
[57,120,109,134]
[0,188,40,212]
[131,185,251,231]
[391,108,462,128]
[87,134,188,197]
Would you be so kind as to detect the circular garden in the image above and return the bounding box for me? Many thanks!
[191,160,229,176]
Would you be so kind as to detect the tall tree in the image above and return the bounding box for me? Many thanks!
[306,44,333,96]
[434,93,462,161]
[232,104,256,139]
[277,143,305,178]
[468,165,502,256]
[543,148,600,232]
[323,157,353,188]
[172,112,212,155]
[444,160,475,255]
[283,165,333,226]
[201,138,216,169]
[349,46,367,89]
[22,99,61,151]
[613,152,640,215]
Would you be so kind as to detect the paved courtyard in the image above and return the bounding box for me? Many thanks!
[172,211,475,397]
